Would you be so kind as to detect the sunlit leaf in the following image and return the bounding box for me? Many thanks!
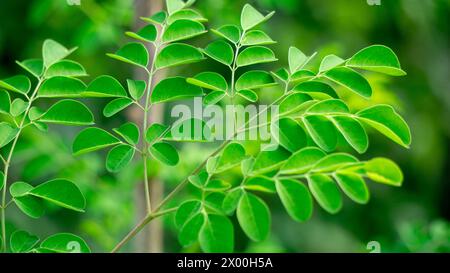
[149,142,179,166]
[235,70,276,91]
[107,42,149,68]
[106,144,135,173]
[40,100,94,126]
[156,43,204,69]
[113,122,140,145]
[151,77,203,104]
[163,19,206,43]
[84,75,127,97]
[10,230,39,253]
[103,98,133,117]
[347,45,406,76]
[324,67,372,98]
[29,179,85,212]
[0,75,31,95]
[236,46,277,67]
[276,179,313,222]
[38,76,86,98]
[356,104,411,148]
[308,174,342,214]
[365,157,403,186]
[45,60,88,78]
[237,192,270,241]
[125,24,157,43]
[211,25,241,44]
[240,4,274,31]
[203,40,234,66]
[73,127,121,155]
[42,39,76,68]
[40,233,90,253]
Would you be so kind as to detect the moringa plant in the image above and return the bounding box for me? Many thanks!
[82,1,410,253]
[0,40,93,253]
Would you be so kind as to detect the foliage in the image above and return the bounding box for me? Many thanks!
[0,0,414,253]
[0,40,91,252]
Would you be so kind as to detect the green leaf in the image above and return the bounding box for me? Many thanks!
[205,179,231,192]
[29,179,86,212]
[236,46,277,67]
[146,123,169,143]
[272,117,306,152]
[106,144,135,173]
[205,156,219,175]
[45,60,87,78]
[203,40,234,66]
[0,90,11,114]
[290,69,316,83]
[10,98,28,117]
[312,153,358,173]
[276,179,313,222]
[40,100,94,126]
[240,4,274,31]
[303,115,338,152]
[175,200,202,228]
[187,72,228,91]
[199,214,234,253]
[293,81,338,99]
[188,171,208,188]
[331,116,368,153]
[204,90,226,105]
[155,43,204,69]
[103,98,133,117]
[222,188,243,215]
[163,19,206,43]
[114,122,140,145]
[364,157,403,186]
[324,67,372,98]
[235,70,276,91]
[141,11,167,24]
[40,233,90,253]
[0,75,31,95]
[168,9,207,24]
[271,68,289,82]
[42,39,76,68]
[166,0,184,15]
[347,45,406,76]
[237,89,258,102]
[244,176,276,193]
[0,122,18,148]
[151,76,203,103]
[288,47,307,73]
[237,192,270,241]
[215,143,246,173]
[242,30,275,46]
[179,213,204,247]
[84,75,127,97]
[356,104,411,147]
[10,230,39,253]
[14,195,44,218]
[334,172,369,204]
[308,174,342,214]
[211,25,241,44]
[306,99,349,114]
[38,76,86,98]
[319,54,345,73]
[149,142,179,166]
[127,79,146,100]
[16,59,43,78]
[280,147,326,175]
[279,93,313,115]
[28,107,44,121]
[73,127,121,155]
[10,182,34,197]
[125,24,157,43]
[243,158,256,178]
[251,146,291,175]
[107,42,149,68]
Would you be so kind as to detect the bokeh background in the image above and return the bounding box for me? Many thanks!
[0,0,448,252]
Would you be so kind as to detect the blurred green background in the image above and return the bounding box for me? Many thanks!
[0,0,449,252]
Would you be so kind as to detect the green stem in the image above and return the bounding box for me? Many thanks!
[1,78,43,252]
